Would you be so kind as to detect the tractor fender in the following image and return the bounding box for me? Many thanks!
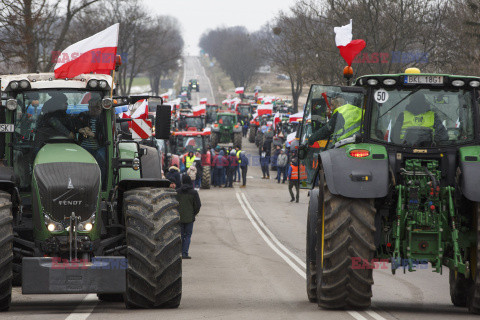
[320,147,388,198]
[233,126,242,133]
[460,161,480,202]
[140,145,163,179]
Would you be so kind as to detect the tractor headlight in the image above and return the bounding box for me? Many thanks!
[88,79,98,88]
[98,80,108,89]
[19,80,30,89]
[44,215,64,232]
[102,97,113,109]
[6,99,17,111]
[132,158,140,170]
[78,213,96,232]
[9,81,18,90]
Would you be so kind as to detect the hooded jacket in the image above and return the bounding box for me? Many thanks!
[165,166,182,187]
[176,176,201,223]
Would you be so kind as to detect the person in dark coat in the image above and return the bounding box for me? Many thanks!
[239,151,249,187]
[226,150,239,187]
[165,165,182,188]
[260,146,270,179]
[176,175,201,259]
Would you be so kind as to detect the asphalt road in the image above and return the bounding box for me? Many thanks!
[183,56,215,105]
[2,57,479,320]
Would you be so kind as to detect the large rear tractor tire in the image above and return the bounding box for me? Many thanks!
[255,131,263,147]
[201,166,211,189]
[316,177,375,309]
[211,132,219,148]
[0,191,13,312]
[233,133,242,149]
[306,189,319,303]
[467,203,480,313]
[248,127,256,143]
[124,188,182,309]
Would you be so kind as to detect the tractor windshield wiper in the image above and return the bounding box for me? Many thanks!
[378,86,421,119]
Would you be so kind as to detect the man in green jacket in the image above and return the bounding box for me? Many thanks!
[176,175,201,259]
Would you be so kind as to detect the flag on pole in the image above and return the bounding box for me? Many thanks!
[384,119,392,142]
[54,24,119,78]
[192,105,206,116]
[200,98,208,105]
[273,112,281,130]
[334,20,366,66]
[257,104,273,116]
[235,87,244,94]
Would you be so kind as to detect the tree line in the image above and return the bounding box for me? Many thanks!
[0,0,184,96]
[199,0,480,113]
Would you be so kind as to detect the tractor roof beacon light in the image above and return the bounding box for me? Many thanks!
[405,67,421,74]
[343,66,353,85]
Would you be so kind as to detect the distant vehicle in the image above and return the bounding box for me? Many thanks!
[181,86,191,100]
[188,79,200,92]
[277,74,290,80]
[254,85,262,92]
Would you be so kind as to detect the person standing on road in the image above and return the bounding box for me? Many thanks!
[234,146,242,182]
[239,151,249,188]
[287,160,300,202]
[176,175,201,259]
[260,146,270,179]
[194,152,202,190]
[276,149,288,184]
[226,150,239,187]
[212,149,223,187]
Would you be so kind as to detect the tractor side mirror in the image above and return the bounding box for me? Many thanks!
[298,144,308,160]
[155,104,171,140]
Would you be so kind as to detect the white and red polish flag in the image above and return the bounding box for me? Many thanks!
[257,104,273,116]
[192,104,206,116]
[334,20,366,66]
[235,87,244,94]
[200,98,208,105]
[384,119,392,142]
[54,24,119,78]
[273,112,281,130]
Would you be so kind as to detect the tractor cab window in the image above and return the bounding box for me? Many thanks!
[174,136,203,154]
[184,117,204,130]
[11,90,105,190]
[218,115,234,126]
[370,88,475,147]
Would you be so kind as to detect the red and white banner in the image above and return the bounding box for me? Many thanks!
[257,104,273,116]
[222,99,231,105]
[286,132,297,144]
[192,104,206,116]
[273,112,281,130]
[130,119,152,140]
[54,24,119,78]
[289,111,303,123]
[200,98,208,105]
[161,93,169,102]
[235,87,244,94]
[334,19,366,66]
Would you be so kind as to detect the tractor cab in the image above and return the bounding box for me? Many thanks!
[236,103,252,123]
[206,104,219,124]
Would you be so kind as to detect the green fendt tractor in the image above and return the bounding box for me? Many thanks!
[0,73,182,311]
[301,68,480,314]
[210,111,242,148]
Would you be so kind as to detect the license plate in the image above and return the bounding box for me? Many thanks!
[404,75,443,84]
[0,124,14,132]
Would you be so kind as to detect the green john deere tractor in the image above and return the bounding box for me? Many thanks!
[0,73,181,311]
[210,112,242,148]
[301,69,480,314]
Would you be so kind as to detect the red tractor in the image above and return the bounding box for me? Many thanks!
[170,130,212,189]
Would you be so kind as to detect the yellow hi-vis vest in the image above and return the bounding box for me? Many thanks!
[185,155,195,169]
[400,110,435,139]
[236,150,242,163]
[332,104,363,142]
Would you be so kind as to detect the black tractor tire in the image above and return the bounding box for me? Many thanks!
[468,203,480,313]
[255,131,263,147]
[211,132,219,148]
[201,166,211,189]
[306,189,319,303]
[233,133,242,149]
[248,127,256,143]
[316,177,375,309]
[450,269,470,307]
[0,191,13,312]
[123,188,182,309]
[98,293,124,302]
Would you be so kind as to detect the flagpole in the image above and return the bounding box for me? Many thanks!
[110,69,115,98]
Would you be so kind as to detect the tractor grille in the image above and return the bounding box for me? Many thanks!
[34,163,100,222]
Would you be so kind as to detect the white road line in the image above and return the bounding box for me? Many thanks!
[347,311,369,320]
[236,191,388,320]
[65,294,98,320]
[198,57,215,104]
[241,193,305,269]
[235,192,306,279]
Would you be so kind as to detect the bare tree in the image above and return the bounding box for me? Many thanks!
[200,27,262,90]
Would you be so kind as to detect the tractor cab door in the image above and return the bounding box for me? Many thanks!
[298,85,365,188]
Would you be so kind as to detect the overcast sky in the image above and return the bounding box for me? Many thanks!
[144,0,298,55]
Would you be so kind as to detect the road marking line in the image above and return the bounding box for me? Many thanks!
[237,191,388,320]
[65,294,98,320]
[347,311,369,320]
[241,193,306,269]
[235,192,306,279]
[198,57,216,104]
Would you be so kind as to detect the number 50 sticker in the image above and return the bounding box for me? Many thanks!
[374,89,389,103]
